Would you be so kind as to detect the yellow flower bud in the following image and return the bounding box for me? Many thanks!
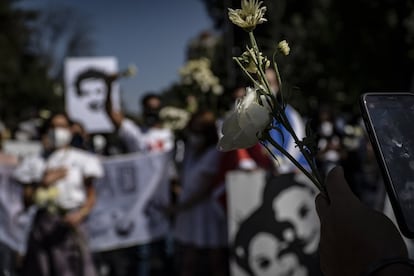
[277,40,290,56]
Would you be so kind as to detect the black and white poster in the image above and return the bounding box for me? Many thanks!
[64,57,121,133]
[227,171,322,276]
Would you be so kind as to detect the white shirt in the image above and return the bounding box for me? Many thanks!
[13,155,46,184]
[119,119,144,152]
[46,148,103,209]
[119,118,174,153]
[142,128,174,153]
[14,148,103,210]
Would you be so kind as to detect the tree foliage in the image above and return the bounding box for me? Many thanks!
[201,0,414,115]
[0,0,95,130]
[0,0,60,129]
[28,5,95,80]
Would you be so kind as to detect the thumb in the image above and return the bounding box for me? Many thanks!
[325,166,358,203]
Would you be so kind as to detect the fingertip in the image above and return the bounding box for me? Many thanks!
[325,166,346,192]
[325,166,357,202]
[326,166,344,182]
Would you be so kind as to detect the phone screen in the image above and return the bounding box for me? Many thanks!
[363,94,414,232]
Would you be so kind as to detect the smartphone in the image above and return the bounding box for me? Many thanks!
[360,92,414,238]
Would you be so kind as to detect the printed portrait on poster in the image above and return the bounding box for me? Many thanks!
[64,57,121,133]
[227,171,322,276]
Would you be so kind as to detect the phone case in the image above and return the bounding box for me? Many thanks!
[360,92,414,238]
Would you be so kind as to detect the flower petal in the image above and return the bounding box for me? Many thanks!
[218,111,259,151]
[218,85,271,151]
[239,102,271,131]
[218,126,258,151]
[221,111,241,136]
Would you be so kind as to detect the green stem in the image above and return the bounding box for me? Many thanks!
[233,57,261,87]
[263,131,324,192]
[272,53,283,92]
[245,31,328,197]
[271,51,287,111]
[248,32,273,95]
[279,111,324,187]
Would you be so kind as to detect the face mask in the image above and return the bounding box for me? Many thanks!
[320,121,333,137]
[93,135,107,153]
[49,127,72,148]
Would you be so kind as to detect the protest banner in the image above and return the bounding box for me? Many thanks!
[226,171,321,276]
[64,57,121,133]
[2,140,42,159]
[0,165,33,254]
[0,151,171,253]
[86,151,171,252]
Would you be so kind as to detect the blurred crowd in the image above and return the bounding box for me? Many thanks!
[0,71,386,276]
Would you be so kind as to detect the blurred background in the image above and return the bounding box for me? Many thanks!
[2,0,414,275]
[2,0,414,127]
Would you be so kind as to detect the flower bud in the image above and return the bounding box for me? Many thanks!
[277,40,290,56]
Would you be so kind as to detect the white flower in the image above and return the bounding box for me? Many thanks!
[218,87,272,151]
[228,0,267,32]
[277,40,290,56]
[124,64,138,77]
[34,186,59,206]
[212,84,224,95]
[159,106,191,130]
[179,58,222,94]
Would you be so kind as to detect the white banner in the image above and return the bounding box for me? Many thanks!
[0,151,171,253]
[64,57,121,133]
[227,171,321,276]
[86,151,171,251]
[3,140,42,159]
[0,165,34,254]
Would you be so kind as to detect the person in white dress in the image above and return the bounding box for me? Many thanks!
[168,110,227,276]
[14,113,103,276]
